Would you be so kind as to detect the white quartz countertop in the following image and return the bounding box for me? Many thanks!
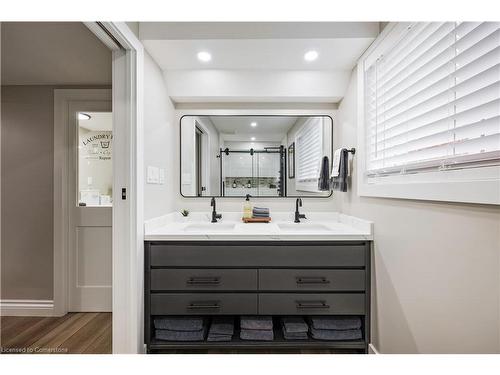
[144,211,373,241]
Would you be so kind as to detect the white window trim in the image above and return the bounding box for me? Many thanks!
[356,22,500,205]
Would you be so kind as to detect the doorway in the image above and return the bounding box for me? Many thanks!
[195,125,205,196]
[71,109,113,311]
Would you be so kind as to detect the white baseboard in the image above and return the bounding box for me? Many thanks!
[368,343,380,354]
[0,299,55,317]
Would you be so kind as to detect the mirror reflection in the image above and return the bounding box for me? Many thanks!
[180,115,332,197]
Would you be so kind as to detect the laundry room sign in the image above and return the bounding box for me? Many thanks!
[80,131,113,161]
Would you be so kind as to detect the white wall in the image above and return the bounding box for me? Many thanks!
[143,51,176,220]
[337,69,500,354]
[164,70,349,103]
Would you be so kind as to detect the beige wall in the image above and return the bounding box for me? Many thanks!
[337,70,500,353]
[1,86,54,299]
[1,85,110,300]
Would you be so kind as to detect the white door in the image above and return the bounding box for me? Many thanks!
[68,97,112,312]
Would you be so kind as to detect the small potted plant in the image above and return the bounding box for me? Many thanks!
[179,209,190,222]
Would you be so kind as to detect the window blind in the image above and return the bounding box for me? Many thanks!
[295,117,323,182]
[364,22,500,176]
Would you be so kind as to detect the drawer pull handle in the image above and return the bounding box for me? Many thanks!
[296,300,330,309]
[296,277,330,285]
[186,277,221,285]
[187,301,221,310]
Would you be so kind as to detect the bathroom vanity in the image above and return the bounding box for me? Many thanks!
[144,212,373,353]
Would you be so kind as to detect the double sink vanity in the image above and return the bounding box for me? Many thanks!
[144,115,372,353]
[144,208,373,353]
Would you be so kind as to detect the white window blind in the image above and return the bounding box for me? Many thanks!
[295,117,323,183]
[364,22,500,176]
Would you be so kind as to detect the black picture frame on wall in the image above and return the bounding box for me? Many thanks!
[288,142,295,179]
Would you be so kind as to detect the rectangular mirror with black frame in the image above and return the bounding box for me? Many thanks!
[180,115,333,198]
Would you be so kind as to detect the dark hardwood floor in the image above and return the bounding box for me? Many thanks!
[0,313,112,354]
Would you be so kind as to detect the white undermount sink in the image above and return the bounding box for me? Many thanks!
[183,223,236,232]
[277,222,332,233]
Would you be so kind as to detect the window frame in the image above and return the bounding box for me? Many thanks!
[357,22,500,205]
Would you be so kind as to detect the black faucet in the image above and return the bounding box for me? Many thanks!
[210,197,222,223]
[294,198,306,223]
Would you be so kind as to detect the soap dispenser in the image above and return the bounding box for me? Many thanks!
[243,194,252,219]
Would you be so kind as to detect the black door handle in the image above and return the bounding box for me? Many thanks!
[186,276,221,285]
[187,301,221,310]
[296,276,330,285]
[296,300,330,309]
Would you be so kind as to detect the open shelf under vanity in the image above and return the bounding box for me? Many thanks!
[148,315,367,352]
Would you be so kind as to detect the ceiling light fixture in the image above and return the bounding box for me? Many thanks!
[197,51,212,62]
[78,113,91,120]
[304,50,319,62]
[251,122,257,127]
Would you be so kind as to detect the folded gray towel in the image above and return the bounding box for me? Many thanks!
[154,316,205,331]
[156,327,206,341]
[308,316,362,331]
[209,316,234,336]
[252,213,270,218]
[240,329,274,341]
[281,317,308,333]
[253,207,270,214]
[310,328,362,341]
[240,316,273,330]
[281,324,308,340]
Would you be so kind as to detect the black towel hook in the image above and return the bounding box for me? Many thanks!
[346,148,356,155]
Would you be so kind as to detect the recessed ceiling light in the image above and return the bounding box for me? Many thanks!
[197,51,212,62]
[251,137,256,141]
[78,113,91,120]
[251,122,257,127]
[304,50,319,62]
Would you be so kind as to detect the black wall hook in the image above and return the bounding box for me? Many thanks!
[346,148,356,155]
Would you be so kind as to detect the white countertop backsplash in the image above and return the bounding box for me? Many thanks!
[144,211,373,241]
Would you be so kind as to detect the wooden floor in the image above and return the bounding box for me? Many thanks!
[1,313,360,354]
[0,313,112,354]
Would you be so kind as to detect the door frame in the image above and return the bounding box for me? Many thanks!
[53,89,112,318]
[53,22,144,354]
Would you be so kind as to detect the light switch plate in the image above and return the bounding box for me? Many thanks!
[147,166,160,184]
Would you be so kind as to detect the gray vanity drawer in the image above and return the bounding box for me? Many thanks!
[151,293,258,315]
[259,293,365,315]
[150,242,366,267]
[151,269,258,291]
[259,269,365,291]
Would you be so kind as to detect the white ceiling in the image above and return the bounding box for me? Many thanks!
[140,22,379,103]
[144,38,375,71]
[1,22,112,85]
[79,112,112,131]
[208,116,297,135]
